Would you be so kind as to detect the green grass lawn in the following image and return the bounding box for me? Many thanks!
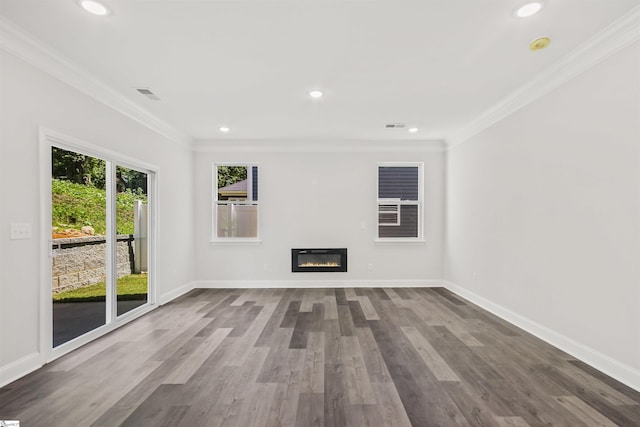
[53,274,148,303]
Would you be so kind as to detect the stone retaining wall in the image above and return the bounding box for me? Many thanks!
[52,235,134,293]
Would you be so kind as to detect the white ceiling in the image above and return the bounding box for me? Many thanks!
[1,0,638,144]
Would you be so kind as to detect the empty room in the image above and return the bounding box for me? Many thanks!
[1,0,639,426]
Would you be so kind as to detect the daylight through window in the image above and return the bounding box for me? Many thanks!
[214,165,259,239]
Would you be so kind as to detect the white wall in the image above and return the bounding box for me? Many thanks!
[193,147,445,284]
[445,41,640,386]
[0,51,194,381]
[2,18,636,396]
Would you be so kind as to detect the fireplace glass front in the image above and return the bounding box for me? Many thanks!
[291,248,347,273]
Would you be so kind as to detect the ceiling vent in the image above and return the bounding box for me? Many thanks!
[135,88,160,101]
[385,123,406,129]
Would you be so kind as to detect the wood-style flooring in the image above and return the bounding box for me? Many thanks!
[1,287,639,426]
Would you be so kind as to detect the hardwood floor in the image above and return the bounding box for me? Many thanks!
[1,287,639,426]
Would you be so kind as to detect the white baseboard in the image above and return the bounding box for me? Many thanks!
[158,281,195,305]
[0,352,42,389]
[193,279,444,289]
[443,280,640,392]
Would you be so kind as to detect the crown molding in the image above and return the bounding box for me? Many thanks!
[192,138,447,153]
[0,17,193,149]
[447,5,640,150]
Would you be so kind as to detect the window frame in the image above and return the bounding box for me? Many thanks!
[376,162,424,243]
[211,163,261,244]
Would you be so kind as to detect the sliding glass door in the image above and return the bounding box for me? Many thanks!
[50,145,153,348]
[115,165,149,316]
[51,147,108,347]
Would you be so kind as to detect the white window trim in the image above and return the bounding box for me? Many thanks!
[376,162,424,242]
[211,163,261,244]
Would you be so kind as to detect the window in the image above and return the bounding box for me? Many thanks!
[213,164,259,240]
[377,163,423,240]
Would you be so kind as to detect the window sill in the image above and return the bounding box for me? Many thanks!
[209,239,263,245]
[374,238,426,245]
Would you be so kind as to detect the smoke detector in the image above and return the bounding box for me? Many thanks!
[530,37,551,51]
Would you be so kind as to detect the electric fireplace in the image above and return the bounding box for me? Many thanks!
[291,248,347,273]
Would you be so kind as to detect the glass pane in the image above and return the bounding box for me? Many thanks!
[115,166,148,316]
[378,166,419,200]
[378,204,418,238]
[216,165,258,238]
[298,253,342,267]
[217,203,258,237]
[217,166,249,201]
[52,147,106,347]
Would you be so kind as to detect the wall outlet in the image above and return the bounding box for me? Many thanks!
[360,221,366,230]
[367,262,374,271]
[10,223,32,240]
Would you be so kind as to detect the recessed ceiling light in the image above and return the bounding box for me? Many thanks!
[309,90,323,99]
[408,127,419,133]
[516,2,542,18]
[79,0,111,16]
[219,127,230,133]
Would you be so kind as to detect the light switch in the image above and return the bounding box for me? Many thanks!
[10,223,32,240]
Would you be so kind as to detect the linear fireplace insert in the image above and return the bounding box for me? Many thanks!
[291,248,347,273]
